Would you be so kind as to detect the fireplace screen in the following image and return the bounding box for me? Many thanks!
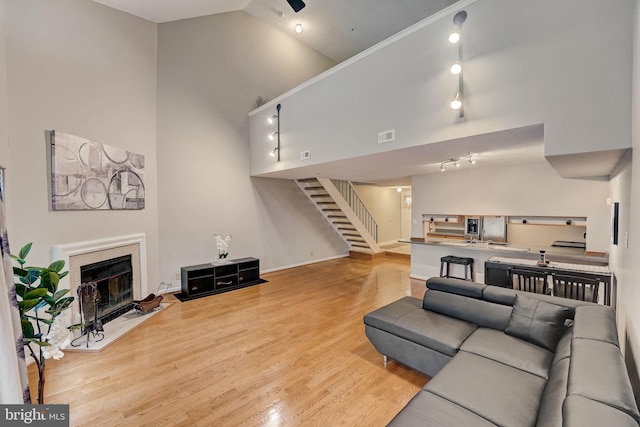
[80,254,134,325]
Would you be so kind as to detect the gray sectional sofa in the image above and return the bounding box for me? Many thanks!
[364,277,640,426]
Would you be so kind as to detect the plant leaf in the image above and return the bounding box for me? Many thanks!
[21,319,35,338]
[53,289,70,301]
[48,260,65,273]
[20,269,40,285]
[58,271,69,280]
[42,294,55,306]
[13,266,27,277]
[24,288,48,299]
[19,299,39,312]
[18,243,32,260]
[15,283,27,298]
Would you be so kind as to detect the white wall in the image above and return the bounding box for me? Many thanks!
[352,185,402,244]
[2,0,159,292]
[617,0,640,404]
[156,11,343,281]
[249,0,634,178]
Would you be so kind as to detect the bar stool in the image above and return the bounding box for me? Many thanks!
[440,255,475,281]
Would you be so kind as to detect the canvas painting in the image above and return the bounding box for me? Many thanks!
[51,131,145,210]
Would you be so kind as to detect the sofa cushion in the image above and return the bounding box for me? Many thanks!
[423,290,513,331]
[563,395,640,427]
[535,358,569,427]
[424,351,546,427]
[505,295,571,351]
[572,305,619,346]
[551,326,573,365]
[568,339,640,422]
[426,277,486,298]
[387,390,496,427]
[460,328,553,379]
[364,296,477,357]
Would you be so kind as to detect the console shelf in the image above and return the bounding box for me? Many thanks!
[180,257,261,299]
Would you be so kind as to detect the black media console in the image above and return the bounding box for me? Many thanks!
[180,257,261,298]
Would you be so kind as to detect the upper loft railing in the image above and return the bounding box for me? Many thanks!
[331,180,378,243]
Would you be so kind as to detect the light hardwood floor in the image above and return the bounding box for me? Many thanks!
[29,256,429,426]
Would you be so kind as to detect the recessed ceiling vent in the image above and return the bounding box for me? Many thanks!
[378,129,395,144]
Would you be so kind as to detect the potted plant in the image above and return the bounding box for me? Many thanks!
[12,242,74,404]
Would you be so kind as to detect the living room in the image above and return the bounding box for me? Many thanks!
[1,0,640,424]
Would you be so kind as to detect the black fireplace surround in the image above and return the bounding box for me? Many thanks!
[80,254,134,325]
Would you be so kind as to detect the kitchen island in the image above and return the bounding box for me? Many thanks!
[401,237,611,304]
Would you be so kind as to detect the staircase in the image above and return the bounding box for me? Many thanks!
[296,177,381,254]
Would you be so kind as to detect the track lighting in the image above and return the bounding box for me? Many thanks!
[295,23,303,33]
[268,131,278,141]
[450,62,462,75]
[267,115,277,124]
[270,147,279,157]
[439,152,475,172]
[448,32,460,43]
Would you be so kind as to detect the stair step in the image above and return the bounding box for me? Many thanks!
[316,201,337,205]
[343,233,361,237]
[335,223,354,227]
[297,178,319,183]
[304,186,325,190]
[351,243,370,248]
[310,194,330,198]
[322,208,342,212]
[346,237,366,242]
[328,215,347,219]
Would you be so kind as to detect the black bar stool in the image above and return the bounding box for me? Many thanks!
[440,255,475,281]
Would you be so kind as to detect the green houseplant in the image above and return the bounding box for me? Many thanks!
[12,242,74,404]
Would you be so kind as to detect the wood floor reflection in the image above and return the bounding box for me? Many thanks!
[29,256,428,426]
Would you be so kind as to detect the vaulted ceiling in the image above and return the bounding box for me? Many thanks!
[92,0,459,62]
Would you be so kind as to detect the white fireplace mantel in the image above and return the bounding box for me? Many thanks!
[51,233,148,297]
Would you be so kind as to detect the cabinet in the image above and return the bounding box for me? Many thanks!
[181,257,261,298]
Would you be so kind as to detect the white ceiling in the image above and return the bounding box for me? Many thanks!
[92,0,459,62]
[91,0,627,185]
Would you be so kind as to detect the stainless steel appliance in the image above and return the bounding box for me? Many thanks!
[481,215,507,243]
[465,216,481,241]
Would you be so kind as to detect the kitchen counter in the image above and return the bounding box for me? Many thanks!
[399,238,608,265]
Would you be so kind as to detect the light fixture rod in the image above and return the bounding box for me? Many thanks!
[276,103,281,161]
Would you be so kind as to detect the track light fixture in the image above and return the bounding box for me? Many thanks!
[449,11,467,118]
[266,103,282,161]
[439,152,475,172]
[295,23,303,33]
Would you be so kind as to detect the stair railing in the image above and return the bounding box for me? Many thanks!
[331,180,378,243]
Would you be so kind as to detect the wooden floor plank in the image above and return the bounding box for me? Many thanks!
[29,257,428,426]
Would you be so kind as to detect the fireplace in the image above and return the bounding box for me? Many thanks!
[51,233,147,328]
[80,254,134,325]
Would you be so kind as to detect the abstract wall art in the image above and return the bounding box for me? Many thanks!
[51,131,145,210]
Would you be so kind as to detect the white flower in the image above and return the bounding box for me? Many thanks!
[42,344,65,360]
[42,316,71,359]
[214,234,232,252]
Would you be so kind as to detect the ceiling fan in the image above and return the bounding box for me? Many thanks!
[286,0,305,13]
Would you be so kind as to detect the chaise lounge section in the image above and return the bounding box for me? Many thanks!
[364,277,640,426]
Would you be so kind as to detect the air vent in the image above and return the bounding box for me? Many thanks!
[378,129,395,144]
[300,150,310,160]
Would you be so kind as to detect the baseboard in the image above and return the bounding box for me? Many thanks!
[260,254,349,274]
